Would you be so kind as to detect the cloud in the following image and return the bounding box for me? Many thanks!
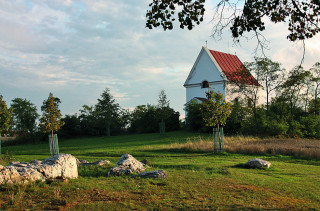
[1,0,319,117]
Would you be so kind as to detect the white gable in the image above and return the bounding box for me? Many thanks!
[184,47,226,86]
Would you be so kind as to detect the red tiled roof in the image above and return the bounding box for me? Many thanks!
[209,49,260,86]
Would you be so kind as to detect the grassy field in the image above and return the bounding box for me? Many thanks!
[1,131,320,210]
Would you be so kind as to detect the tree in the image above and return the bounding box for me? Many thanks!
[0,95,13,136]
[185,99,205,132]
[79,105,99,136]
[280,66,310,116]
[309,62,320,114]
[146,0,320,52]
[200,89,231,152]
[11,98,39,135]
[129,104,180,134]
[60,114,81,138]
[39,93,65,136]
[247,57,284,115]
[229,62,262,121]
[157,90,171,134]
[95,88,120,137]
[200,89,231,131]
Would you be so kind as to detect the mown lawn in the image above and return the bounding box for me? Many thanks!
[1,131,320,210]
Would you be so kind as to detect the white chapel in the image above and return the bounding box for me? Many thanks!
[184,46,263,106]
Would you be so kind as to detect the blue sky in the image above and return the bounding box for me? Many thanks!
[1,0,319,118]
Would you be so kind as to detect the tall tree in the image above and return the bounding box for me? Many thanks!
[249,57,284,115]
[0,95,13,136]
[229,63,262,121]
[95,88,120,136]
[157,90,171,134]
[280,66,310,117]
[39,93,65,138]
[200,89,231,152]
[11,98,39,135]
[310,62,320,114]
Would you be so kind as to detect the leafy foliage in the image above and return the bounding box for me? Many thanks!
[11,98,39,135]
[200,89,231,128]
[146,0,205,30]
[146,0,320,42]
[0,95,13,134]
[39,93,65,134]
[129,104,180,133]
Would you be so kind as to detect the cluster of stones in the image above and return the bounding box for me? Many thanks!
[0,153,168,184]
[0,154,78,185]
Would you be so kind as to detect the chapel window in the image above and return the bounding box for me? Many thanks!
[201,80,210,88]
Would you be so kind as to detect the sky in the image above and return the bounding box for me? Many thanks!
[1,0,319,119]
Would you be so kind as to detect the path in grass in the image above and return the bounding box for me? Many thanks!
[1,131,319,210]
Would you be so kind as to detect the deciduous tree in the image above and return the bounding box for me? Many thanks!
[0,95,13,136]
[39,93,65,137]
[146,0,320,53]
[11,98,39,135]
[200,89,231,131]
[157,90,171,134]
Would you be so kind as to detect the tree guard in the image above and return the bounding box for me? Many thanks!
[213,127,224,153]
[159,122,165,135]
[48,134,59,156]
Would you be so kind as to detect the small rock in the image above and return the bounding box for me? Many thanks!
[244,158,271,168]
[91,160,111,166]
[108,166,133,176]
[75,158,89,166]
[137,170,168,179]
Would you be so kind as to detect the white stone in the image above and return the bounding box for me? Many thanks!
[108,154,145,176]
[244,158,271,168]
[137,170,168,178]
[0,153,78,184]
[39,154,78,179]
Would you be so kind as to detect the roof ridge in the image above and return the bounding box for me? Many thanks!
[208,49,237,57]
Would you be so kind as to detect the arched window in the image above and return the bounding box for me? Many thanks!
[201,80,210,88]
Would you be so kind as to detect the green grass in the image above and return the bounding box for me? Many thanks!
[1,131,320,210]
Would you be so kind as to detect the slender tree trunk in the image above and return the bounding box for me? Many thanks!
[305,88,309,113]
[266,83,269,118]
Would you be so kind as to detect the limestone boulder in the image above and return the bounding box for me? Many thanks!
[39,154,78,179]
[0,153,78,185]
[137,170,168,179]
[108,154,145,176]
[244,158,271,168]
